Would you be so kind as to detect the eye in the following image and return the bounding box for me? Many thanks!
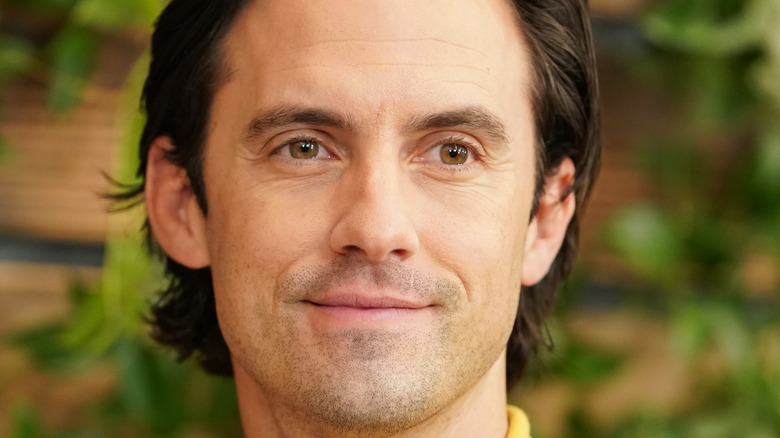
[414,135,482,171]
[288,139,321,159]
[439,143,470,165]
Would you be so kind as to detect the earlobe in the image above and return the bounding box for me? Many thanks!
[145,136,210,269]
[521,157,576,286]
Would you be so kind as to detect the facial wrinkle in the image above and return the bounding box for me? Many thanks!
[275,62,490,75]
[291,37,485,57]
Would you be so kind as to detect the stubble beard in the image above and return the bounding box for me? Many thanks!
[240,258,508,436]
[293,328,444,434]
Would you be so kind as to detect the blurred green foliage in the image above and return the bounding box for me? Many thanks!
[46,27,97,113]
[515,1,780,437]
[0,0,161,160]
[0,0,162,115]
[3,0,780,436]
[0,34,35,81]
[551,0,780,436]
[2,1,242,436]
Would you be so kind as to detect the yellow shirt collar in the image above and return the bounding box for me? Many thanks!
[506,405,531,438]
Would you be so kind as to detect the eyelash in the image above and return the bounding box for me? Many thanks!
[427,135,484,172]
[269,133,483,173]
[271,133,334,164]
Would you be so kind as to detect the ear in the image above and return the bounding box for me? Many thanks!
[521,157,576,286]
[145,136,210,268]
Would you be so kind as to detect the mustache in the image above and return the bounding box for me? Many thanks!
[279,256,462,306]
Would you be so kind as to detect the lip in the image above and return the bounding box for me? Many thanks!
[306,294,428,309]
[302,290,433,325]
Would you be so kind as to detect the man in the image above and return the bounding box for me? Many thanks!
[123,0,600,436]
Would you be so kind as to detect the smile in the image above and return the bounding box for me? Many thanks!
[302,293,434,325]
[307,304,420,322]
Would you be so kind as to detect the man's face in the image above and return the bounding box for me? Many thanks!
[203,0,535,430]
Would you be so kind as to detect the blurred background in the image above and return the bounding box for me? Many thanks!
[0,0,779,437]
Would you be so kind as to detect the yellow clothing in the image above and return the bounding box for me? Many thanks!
[506,405,531,438]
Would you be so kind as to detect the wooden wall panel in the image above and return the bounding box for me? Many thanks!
[0,32,144,243]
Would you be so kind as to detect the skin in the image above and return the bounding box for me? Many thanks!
[144,0,576,436]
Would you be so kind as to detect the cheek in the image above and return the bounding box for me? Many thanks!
[204,186,333,359]
[206,148,331,258]
[421,184,529,308]
[421,193,526,356]
[203,175,327,318]
[207,192,328,285]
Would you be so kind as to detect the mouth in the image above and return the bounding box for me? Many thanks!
[302,294,433,324]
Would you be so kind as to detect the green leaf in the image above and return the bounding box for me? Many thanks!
[11,401,44,438]
[603,204,685,281]
[9,322,94,372]
[644,0,758,55]
[689,55,754,129]
[10,280,121,371]
[99,234,161,339]
[607,410,679,438]
[0,34,36,81]
[671,303,712,359]
[197,376,241,436]
[738,128,780,216]
[564,406,601,437]
[770,373,780,430]
[202,377,241,433]
[553,343,624,385]
[635,140,704,195]
[71,0,165,30]
[46,27,98,113]
[59,283,117,355]
[113,339,186,434]
[98,51,165,343]
[752,56,780,105]
[114,50,149,186]
[710,305,754,375]
[0,136,14,165]
[686,215,736,273]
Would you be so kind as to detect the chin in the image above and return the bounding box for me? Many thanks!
[297,366,440,434]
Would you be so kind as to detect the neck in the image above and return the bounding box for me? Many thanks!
[234,351,509,438]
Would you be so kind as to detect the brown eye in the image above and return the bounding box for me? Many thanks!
[439,144,469,165]
[289,140,319,159]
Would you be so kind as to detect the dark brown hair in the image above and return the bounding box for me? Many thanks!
[119,0,600,387]
[508,0,601,385]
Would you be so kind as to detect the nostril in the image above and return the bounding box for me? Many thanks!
[390,248,410,259]
[329,206,420,262]
[343,244,362,253]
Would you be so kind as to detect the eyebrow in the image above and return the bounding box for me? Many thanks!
[244,104,510,147]
[402,106,510,146]
[245,105,356,142]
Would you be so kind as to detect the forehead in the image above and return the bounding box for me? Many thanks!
[219,0,531,133]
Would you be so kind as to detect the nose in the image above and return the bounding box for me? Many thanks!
[329,161,419,264]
